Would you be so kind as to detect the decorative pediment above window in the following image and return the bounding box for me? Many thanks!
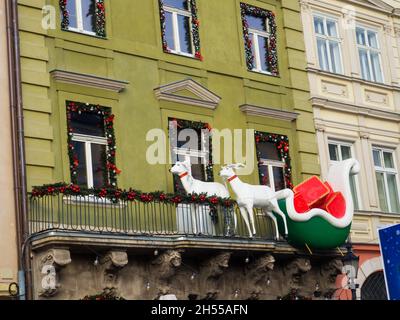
[240,104,299,122]
[154,79,221,110]
[50,70,129,93]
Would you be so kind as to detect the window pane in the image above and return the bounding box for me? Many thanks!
[81,0,96,33]
[70,112,105,137]
[177,14,193,54]
[190,157,206,181]
[259,165,271,187]
[314,16,325,35]
[329,41,342,73]
[356,27,366,45]
[273,167,285,191]
[165,12,175,50]
[376,172,389,212]
[326,20,338,37]
[329,144,339,161]
[383,152,394,169]
[164,0,189,10]
[373,150,382,167]
[387,174,400,213]
[370,52,383,83]
[245,14,267,32]
[359,49,371,81]
[258,141,281,161]
[341,145,352,160]
[350,175,359,210]
[91,144,107,188]
[72,141,87,187]
[66,0,78,29]
[258,36,270,72]
[317,39,329,71]
[367,31,378,48]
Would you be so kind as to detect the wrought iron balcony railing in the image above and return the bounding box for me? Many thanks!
[28,193,275,240]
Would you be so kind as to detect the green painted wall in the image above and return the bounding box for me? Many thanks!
[19,0,320,193]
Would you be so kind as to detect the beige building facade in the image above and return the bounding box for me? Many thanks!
[0,0,19,298]
[301,0,400,299]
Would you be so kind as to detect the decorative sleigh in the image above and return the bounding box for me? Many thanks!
[272,159,360,250]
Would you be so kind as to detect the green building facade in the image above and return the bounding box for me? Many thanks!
[20,0,319,194]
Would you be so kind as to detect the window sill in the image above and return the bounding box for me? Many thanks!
[62,28,107,40]
[163,49,201,61]
[248,69,279,78]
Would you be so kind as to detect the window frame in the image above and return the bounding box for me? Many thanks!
[247,20,273,75]
[65,0,97,36]
[372,147,400,213]
[70,133,108,189]
[258,158,286,192]
[356,25,384,83]
[162,2,195,57]
[313,14,343,74]
[327,140,362,210]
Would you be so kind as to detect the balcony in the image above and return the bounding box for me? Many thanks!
[27,190,292,253]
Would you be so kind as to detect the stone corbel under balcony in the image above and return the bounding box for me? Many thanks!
[50,70,129,93]
[154,79,221,110]
[240,104,299,121]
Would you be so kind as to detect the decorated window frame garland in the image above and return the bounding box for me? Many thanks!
[60,0,106,38]
[158,0,203,60]
[66,101,120,188]
[240,3,279,76]
[255,131,293,189]
[169,118,214,190]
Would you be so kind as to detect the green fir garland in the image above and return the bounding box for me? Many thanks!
[255,131,293,189]
[66,101,120,188]
[30,183,235,208]
[240,3,278,75]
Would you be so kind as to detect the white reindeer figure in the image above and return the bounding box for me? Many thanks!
[170,160,235,234]
[219,164,288,239]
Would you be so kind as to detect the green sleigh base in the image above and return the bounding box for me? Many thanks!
[273,199,351,251]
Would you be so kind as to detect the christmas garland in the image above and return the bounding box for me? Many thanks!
[169,118,214,188]
[59,0,106,37]
[240,3,278,75]
[159,0,203,60]
[30,183,235,208]
[255,131,293,189]
[67,101,120,188]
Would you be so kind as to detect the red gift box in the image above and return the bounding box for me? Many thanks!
[324,192,346,219]
[294,193,310,214]
[293,176,331,208]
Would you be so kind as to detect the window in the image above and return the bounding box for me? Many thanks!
[373,148,400,213]
[313,15,343,74]
[240,3,279,75]
[160,0,201,58]
[169,119,212,193]
[328,141,360,210]
[60,0,106,37]
[67,102,119,188]
[356,26,383,83]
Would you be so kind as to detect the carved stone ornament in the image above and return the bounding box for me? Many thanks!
[151,250,183,281]
[39,248,72,297]
[100,250,128,289]
[201,251,232,280]
[284,258,312,288]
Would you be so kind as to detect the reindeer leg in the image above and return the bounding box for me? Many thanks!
[264,210,279,241]
[246,204,256,236]
[239,206,252,238]
[271,201,288,237]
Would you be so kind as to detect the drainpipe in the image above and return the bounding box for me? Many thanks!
[6,0,32,300]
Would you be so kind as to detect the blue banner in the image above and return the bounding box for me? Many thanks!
[378,224,400,300]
